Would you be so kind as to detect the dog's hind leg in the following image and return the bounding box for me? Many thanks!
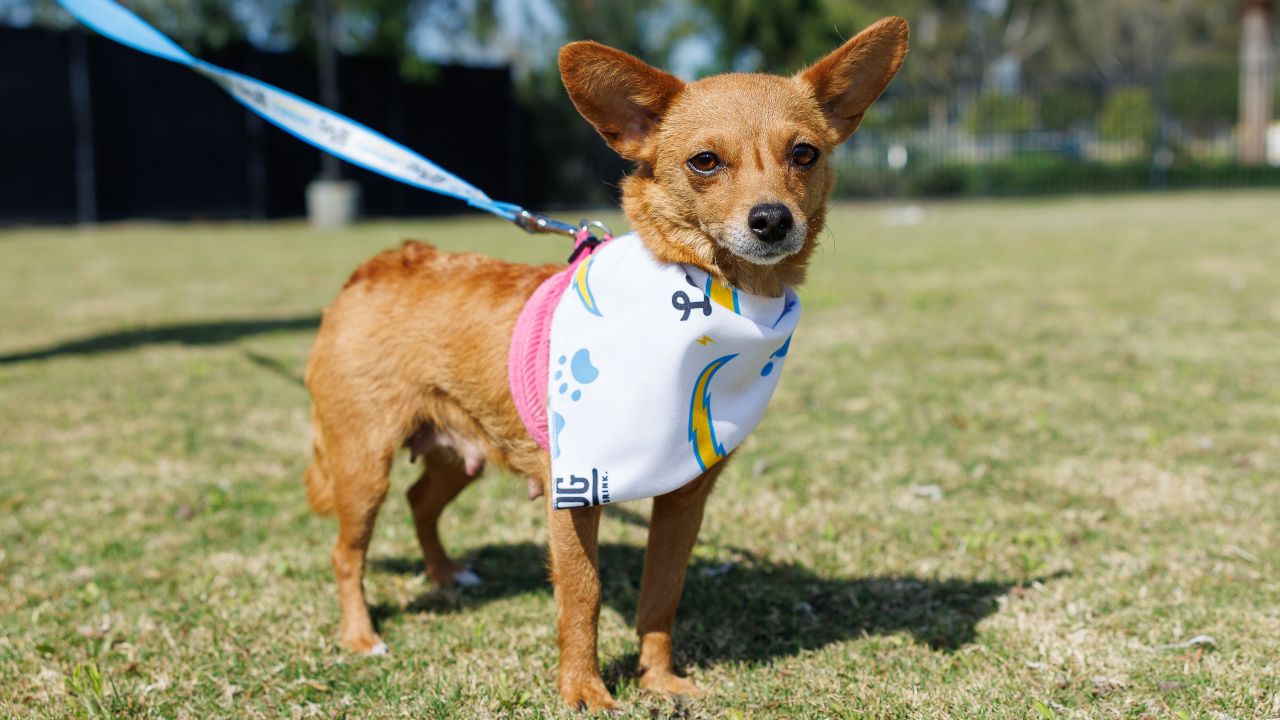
[327,440,394,655]
[406,446,482,587]
[635,465,722,696]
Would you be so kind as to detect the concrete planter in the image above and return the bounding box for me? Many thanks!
[306,179,360,229]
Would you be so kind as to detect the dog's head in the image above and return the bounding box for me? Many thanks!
[559,18,908,296]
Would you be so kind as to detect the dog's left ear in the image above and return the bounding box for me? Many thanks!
[799,17,909,143]
[559,41,685,162]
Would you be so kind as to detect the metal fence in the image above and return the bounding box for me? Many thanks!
[833,68,1280,198]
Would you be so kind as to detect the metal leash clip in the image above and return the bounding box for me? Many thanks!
[514,210,612,263]
[567,219,612,263]
[513,210,578,238]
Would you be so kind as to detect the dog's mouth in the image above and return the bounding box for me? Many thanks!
[717,226,807,267]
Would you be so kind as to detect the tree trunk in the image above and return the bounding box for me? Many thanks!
[315,0,341,180]
[1239,0,1274,165]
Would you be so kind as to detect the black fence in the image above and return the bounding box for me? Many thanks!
[0,27,523,224]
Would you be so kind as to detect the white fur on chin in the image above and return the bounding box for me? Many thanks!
[722,225,806,266]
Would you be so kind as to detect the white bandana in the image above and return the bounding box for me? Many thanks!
[547,233,801,509]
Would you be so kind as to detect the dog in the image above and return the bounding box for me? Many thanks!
[303,17,907,710]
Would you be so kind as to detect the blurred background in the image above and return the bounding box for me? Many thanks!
[0,0,1276,224]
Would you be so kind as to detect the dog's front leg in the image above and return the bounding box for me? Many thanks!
[547,500,616,710]
[635,466,722,697]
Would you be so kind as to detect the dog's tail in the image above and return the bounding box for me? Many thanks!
[305,416,336,516]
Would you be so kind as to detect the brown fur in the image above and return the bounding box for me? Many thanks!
[304,18,907,710]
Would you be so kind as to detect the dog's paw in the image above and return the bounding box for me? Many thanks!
[341,632,386,656]
[639,669,702,698]
[559,676,618,712]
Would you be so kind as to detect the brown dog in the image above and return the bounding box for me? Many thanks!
[304,18,907,710]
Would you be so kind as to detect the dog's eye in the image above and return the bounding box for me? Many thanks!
[791,143,820,167]
[687,152,722,175]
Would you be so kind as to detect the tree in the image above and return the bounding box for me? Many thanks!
[693,0,841,73]
[1,0,479,62]
[1239,0,1274,164]
[965,91,1036,133]
[0,0,246,44]
[1062,0,1239,86]
[1098,87,1156,147]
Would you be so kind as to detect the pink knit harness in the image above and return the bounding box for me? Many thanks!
[507,232,607,450]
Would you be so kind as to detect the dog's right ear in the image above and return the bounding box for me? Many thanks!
[798,17,909,143]
[559,42,685,162]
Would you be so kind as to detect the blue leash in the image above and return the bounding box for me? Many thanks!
[56,0,589,240]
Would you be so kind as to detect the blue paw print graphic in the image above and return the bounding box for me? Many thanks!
[760,335,792,377]
[555,348,599,402]
[550,411,566,459]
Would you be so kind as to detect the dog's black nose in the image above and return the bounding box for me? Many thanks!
[747,203,794,243]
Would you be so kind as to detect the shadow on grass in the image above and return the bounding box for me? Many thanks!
[370,542,1035,671]
[0,314,320,364]
[241,348,308,389]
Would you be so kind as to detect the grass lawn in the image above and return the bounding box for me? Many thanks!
[1,191,1277,719]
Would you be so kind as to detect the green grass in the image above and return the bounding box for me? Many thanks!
[1,192,1278,719]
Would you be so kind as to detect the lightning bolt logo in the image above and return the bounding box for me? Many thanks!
[688,354,737,471]
[695,335,715,346]
[572,255,602,317]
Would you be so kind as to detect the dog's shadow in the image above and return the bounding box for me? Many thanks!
[370,537,1037,674]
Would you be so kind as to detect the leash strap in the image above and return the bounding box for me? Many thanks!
[56,0,523,221]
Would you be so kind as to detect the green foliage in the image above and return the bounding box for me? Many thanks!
[964,92,1037,134]
[1168,62,1237,129]
[1038,85,1099,131]
[693,0,840,72]
[881,95,934,131]
[1064,0,1238,86]
[64,663,126,719]
[7,0,1246,91]
[1098,87,1156,145]
[6,0,250,48]
[6,0,476,58]
[548,0,690,63]
[130,0,248,48]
